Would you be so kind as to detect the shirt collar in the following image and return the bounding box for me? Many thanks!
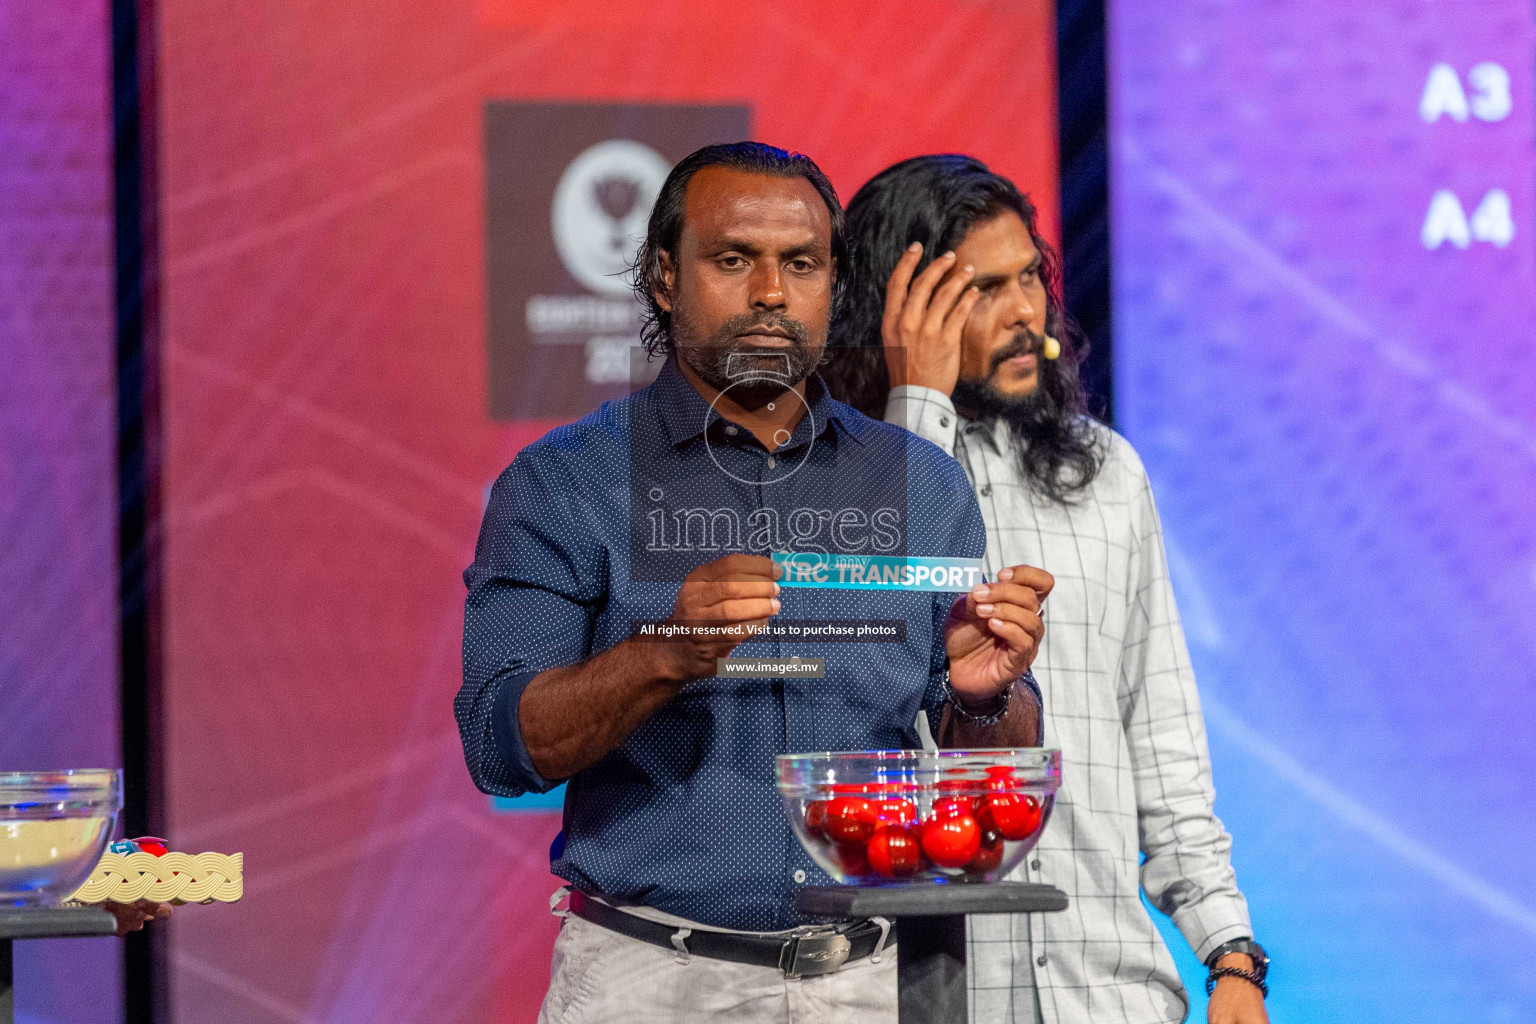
[648,353,866,450]
[956,407,1014,455]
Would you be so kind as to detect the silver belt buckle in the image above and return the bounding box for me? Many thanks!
[779,929,852,978]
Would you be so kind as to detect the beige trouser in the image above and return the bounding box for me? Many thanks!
[536,902,899,1024]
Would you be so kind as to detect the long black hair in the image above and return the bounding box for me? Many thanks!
[821,154,1102,503]
[634,141,848,357]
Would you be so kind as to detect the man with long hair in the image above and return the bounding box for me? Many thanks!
[820,155,1269,1024]
[459,143,1048,1022]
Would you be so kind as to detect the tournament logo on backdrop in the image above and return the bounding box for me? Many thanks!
[550,139,671,297]
[485,102,752,420]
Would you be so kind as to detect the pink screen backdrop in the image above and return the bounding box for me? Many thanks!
[157,3,1059,1020]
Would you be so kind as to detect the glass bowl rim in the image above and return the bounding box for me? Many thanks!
[1,769,122,785]
[0,769,123,800]
[776,748,1060,765]
[776,749,1061,793]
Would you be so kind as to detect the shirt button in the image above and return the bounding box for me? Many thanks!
[1031,859,1041,870]
[938,416,950,428]
[726,425,738,436]
[1037,955,1048,967]
[793,869,807,884]
[980,485,992,497]
[767,457,777,469]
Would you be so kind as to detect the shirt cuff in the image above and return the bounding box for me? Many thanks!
[1172,892,1255,964]
[885,385,960,456]
[490,669,564,795]
[1019,668,1043,709]
[1018,669,1045,744]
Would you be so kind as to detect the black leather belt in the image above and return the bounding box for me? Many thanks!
[567,889,895,978]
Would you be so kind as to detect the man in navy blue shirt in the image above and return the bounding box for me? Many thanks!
[457,142,1052,1023]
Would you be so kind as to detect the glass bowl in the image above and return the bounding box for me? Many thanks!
[777,749,1059,885]
[1,770,122,906]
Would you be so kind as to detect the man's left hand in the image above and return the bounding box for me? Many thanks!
[107,898,174,935]
[944,565,1053,702]
[1207,955,1269,1024]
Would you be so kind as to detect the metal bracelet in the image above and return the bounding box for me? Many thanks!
[1205,966,1268,999]
[941,669,1011,726]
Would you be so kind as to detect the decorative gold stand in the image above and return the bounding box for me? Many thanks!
[67,851,243,905]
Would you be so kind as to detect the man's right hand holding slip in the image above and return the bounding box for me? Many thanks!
[519,554,782,781]
[882,242,979,393]
[652,554,784,682]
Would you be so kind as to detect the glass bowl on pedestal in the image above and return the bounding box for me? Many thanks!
[777,749,1059,885]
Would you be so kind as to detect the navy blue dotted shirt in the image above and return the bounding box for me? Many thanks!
[456,356,986,931]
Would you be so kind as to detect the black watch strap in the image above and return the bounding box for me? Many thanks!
[1205,938,1267,975]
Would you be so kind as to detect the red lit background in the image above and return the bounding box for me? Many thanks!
[155,2,1058,1020]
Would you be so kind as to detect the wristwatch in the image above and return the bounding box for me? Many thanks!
[1204,938,1268,997]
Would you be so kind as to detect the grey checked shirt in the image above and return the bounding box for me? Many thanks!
[889,385,1252,1024]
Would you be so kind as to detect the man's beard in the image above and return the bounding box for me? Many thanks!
[673,310,823,409]
[951,329,1054,431]
[954,326,1104,503]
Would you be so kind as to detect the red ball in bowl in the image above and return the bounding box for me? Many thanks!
[935,778,975,799]
[875,798,917,825]
[932,795,977,819]
[921,813,981,868]
[984,794,1043,841]
[964,828,1005,876]
[835,840,871,877]
[825,797,878,845]
[867,825,921,877]
[803,800,830,838]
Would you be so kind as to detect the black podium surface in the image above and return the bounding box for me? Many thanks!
[797,882,1068,1024]
[1,906,117,1024]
